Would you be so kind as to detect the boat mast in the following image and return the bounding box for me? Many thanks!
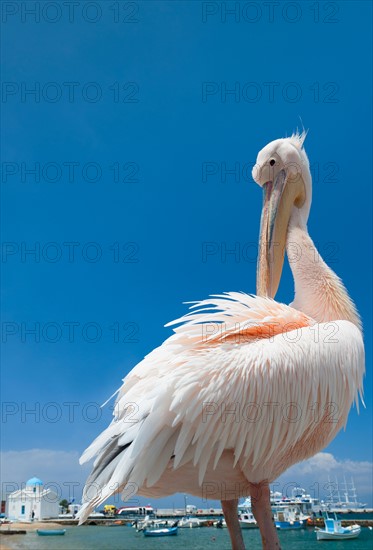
[343,475,349,505]
[335,476,342,506]
[349,478,358,507]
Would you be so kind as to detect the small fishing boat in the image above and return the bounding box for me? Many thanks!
[36,529,66,536]
[239,511,258,529]
[178,516,203,528]
[315,513,361,540]
[135,515,174,531]
[274,505,308,530]
[143,526,178,537]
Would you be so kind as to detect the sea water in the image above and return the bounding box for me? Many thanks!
[3,525,372,550]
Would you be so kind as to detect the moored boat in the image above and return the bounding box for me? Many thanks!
[324,477,367,513]
[135,515,176,531]
[178,516,204,528]
[315,513,361,541]
[36,529,66,536]
[274,505,309,530]
[239,511,258,529]
[143,526,178,537]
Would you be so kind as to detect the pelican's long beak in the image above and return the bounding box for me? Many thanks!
[256,169,305,298]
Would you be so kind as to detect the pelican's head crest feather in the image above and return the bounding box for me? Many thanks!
[289,129,308,150]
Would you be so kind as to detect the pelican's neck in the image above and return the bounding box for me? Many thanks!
[286,209,361,329]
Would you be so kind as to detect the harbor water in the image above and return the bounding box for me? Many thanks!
[2,525,373,550]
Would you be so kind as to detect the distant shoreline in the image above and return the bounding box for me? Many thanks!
[1,521,63,531]
[0,521,64,550]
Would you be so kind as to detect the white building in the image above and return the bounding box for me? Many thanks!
[7,477,59,521]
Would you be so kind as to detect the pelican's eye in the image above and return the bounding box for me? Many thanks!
[269,159,276,166]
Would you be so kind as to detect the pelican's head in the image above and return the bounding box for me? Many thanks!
[252,131,312,298]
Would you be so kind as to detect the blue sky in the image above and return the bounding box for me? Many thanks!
[1,1,372,507]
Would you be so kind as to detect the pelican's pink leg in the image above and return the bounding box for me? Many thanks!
[251,482,281,550]
[221,499,245,550]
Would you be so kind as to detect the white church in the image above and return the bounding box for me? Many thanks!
[7,477,59,521]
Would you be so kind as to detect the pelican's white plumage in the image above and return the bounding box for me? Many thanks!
[79,293,363,517]
[78,133,364,549]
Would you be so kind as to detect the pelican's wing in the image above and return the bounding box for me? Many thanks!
[78,293,364,522]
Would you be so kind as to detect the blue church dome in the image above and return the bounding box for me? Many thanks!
[26,476,43,486]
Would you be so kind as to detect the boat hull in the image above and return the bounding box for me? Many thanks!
[239,521,258,529]
[316,527,361,540]
[36,529,66,536]
[143,527,178,537]
[275,521,302,530]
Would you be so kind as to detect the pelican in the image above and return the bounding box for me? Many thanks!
[78,132,364,550]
